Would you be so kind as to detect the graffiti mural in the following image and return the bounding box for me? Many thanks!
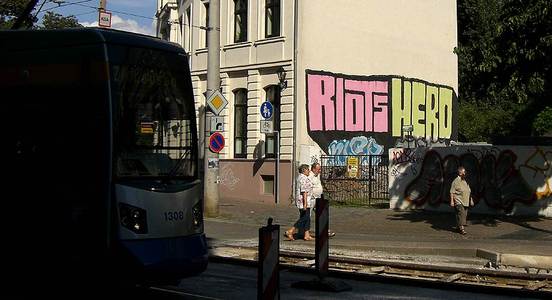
[306,70,458,154]
[328,136,383,156]
[389,146,552,216]
[327,136,384,166]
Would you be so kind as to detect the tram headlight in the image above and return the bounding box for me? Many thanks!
[192,202,203,229]
[119,203,148,234]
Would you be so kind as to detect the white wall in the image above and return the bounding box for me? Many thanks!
[295,0,459,165]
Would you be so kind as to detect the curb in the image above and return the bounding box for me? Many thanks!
[476,248,552,271]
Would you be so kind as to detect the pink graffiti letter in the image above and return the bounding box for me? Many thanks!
[344,79,366,131]
[336,77,344,130]
[307,74,335,131]
[373,81,388,132]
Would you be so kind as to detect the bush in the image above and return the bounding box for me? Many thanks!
[533,106,552,136]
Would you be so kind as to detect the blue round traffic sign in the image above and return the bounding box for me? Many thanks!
[260,101,273,119]
[209,132,225,153]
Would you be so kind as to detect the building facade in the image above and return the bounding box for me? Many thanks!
[156,0,459,204]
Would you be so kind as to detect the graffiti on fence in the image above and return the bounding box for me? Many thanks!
[402,148,551,211]
[520,148,552,200]
[306,70,458,154]
[391,148,421,165]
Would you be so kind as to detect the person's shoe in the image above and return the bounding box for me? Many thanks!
[459,227,467,235]
[328,231,336,238]
[284,231,295,241]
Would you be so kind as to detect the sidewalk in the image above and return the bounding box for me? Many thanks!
[205,197,552,271]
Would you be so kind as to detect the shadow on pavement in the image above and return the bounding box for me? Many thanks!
[469,214,552,234]
[386,210,458,233]
[387,210,552,235]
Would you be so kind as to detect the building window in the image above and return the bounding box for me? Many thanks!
[233,89,248,158]
[234,0,248,43]
[264,85,280,158]
[204,1,209,48]
[265,0,280,38]
[262,175,274,195]
[184,8,190,50]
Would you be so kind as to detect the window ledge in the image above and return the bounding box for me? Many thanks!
[254,36,285,46]
[195,48,208,55]
[223,41,253,51]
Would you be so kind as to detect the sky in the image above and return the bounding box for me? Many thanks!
[35,0,158,36]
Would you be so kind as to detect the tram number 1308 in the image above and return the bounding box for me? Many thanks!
[164,211,184,221]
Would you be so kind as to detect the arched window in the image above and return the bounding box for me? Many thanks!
[264,85,280,158]
[233,89,248,158]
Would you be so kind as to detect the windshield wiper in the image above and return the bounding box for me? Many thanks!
[166,148,192,179]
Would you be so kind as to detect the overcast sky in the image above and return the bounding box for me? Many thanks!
[35,0,157,36]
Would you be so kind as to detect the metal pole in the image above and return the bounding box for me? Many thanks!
[275,131,280,204]
[204,0,220,217]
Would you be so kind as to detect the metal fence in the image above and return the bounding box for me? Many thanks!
[320,155,389,207]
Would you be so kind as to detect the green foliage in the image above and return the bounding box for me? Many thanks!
[458,101,522,142]
[1,1,82,30]
[456,0,552,141]
[533,107,552,136]
[40,11,82,29]
[0,0,37,29]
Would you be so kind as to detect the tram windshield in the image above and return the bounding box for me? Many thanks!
[110,46,197,179]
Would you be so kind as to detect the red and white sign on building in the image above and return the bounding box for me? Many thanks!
[98,11,112,28]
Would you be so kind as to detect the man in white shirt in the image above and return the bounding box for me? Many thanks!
[309,162,336,237]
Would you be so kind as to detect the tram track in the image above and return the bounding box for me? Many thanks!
[209,245,552,297]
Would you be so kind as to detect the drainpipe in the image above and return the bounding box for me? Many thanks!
[291,0,299,201]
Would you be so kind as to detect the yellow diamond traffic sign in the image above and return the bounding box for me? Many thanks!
[207,90,228,116]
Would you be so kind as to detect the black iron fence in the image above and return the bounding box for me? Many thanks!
[320,155,389,207]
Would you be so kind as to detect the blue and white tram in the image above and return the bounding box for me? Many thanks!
[3,28,207,290]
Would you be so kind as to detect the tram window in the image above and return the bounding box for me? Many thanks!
[110,47,196,179]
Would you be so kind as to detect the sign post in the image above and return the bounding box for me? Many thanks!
[260,100,278,204]
[98,10,112,28]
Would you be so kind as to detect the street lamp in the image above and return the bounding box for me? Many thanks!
[277,66,287,90]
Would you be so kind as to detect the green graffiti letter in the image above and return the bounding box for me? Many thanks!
[426,85,439,140]
[412,81,426,137]
[392,78,411,137]
[439,87,453,139]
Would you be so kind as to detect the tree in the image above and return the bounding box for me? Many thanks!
[1,1,83,30]
[455,0,552,141]
[40,11,82,29]
[0,0,37,29]
[533,107,552,136]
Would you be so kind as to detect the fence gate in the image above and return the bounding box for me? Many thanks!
[320,155,389,207]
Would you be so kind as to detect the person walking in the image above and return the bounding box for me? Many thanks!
[450,166,472,235]
[285,164,315,241]
[309,162,335,237]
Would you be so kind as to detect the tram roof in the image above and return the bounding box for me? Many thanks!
[0,27,185,54]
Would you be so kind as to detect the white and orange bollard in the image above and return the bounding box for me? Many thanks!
[257,217,280,300]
